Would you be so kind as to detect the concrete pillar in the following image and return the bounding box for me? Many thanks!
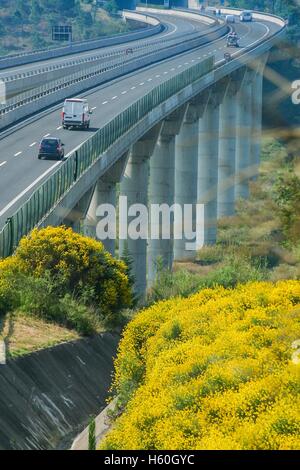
[119,125,161,297]
[250,54,268,181]
[198,94,220,244]
[83,153,129,256]
[217,75,240,218]
[174,104,200,261]
[251,70,264,181]
[63,187,94,233]
[84,180,117,255]
[148,107,186,283]
[235,69,254,200]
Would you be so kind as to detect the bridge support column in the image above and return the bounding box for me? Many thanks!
[119,125,161,297]
[148,107,185,283]
[83,153,129,256]
[174,102,203,261]
[217,74,241,218]
[198,87,222,245]
[235,69,255,200]
[251,54,268,180]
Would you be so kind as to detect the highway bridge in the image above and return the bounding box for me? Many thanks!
[0,6,286,295]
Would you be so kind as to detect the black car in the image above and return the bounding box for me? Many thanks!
[38,137,65,160]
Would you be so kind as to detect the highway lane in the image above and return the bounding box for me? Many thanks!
[0,16,281,229]
[0,15,209,79]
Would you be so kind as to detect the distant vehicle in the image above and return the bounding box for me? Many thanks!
[227,32,239,47]
[225,14,235,23]
[38,137,65,160]
[224,52,232,62]
[206,7,217,15]
[62,98,92,130]
[240,10,253,22]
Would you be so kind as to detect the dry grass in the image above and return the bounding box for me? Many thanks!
[0,312,79,358]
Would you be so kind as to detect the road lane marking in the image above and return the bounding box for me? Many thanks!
[102,101,108,104]
[0,161,6,168]
[0,138,89,218]
[14,152,22,157]
[0,162,60,217]
[121,91,127,94]
[112,96,117,100]
[131,86,136,90]
[29,142,36,147]
[147,78,152,81]
[139,82,144,85]
[155,75,160,78]
[91,106,97,110]
[43,133,50,137]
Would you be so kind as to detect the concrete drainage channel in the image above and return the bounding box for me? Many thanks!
[0,334,119,450]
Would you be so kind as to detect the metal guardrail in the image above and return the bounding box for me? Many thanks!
[0,20,225,113]
[0,11,163,71]
[0,58,213,258]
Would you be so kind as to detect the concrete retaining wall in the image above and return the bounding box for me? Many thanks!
[0,333,119,450]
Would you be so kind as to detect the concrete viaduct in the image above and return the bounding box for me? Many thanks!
[0,7,286,296]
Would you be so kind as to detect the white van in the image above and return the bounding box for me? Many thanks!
[62,98,92,129]
[225,14,235,23]
[240,10,253,22]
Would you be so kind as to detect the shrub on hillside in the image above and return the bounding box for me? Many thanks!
[101,281,300,450]
[149,254,267,302]
[15,226,132,315]
[0,257,21,316]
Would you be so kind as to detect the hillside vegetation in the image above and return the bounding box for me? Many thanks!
[0,0,129,55]
[149,138,300,302]
[0,226,133,348]
[101,280,300,450]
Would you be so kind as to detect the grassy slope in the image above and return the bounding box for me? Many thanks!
[0,311,79,358]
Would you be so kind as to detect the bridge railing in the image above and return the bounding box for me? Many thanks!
[0,57,213,259]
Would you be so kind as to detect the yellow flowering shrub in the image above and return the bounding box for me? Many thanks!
[0,256,21,315]
[1,226,132,316]
[101,281,300,450]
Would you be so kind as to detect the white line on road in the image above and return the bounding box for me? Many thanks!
[43,133,50,137]
[131,86,136,90]
[155,75,160,78]
[14,152,22,157]
[0,162,60,217]
[29,142,36,147]
[139,82,144,85]
[0,161,6,168]
[121,91,127,94]
[56,126,62,130]
[112,96,117,100]
[91,106,97,110]
[102,101,108,104]
[147,78,152,81]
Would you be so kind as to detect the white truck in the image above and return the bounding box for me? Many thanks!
[62,98,92,129]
